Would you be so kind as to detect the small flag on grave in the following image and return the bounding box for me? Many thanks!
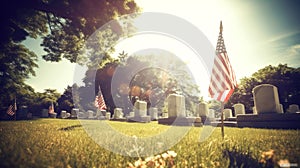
[95,88,107,111]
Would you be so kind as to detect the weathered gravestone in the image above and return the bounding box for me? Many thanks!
[233,103,245,116]
[287,104,299,113]
[197,103,208,117]
[134,100,147,117]
[128,100,150,122]
[252,84,281,113]
[61,110,70,119]
[17,106,28,120]
[78,111,86,118]
[197,103,211,124]
[113,108,124,119]
[71,108,79,119]
[208,109,215,118]
[87,110,95,119]
[95,110,106,120]
[150,108,158,120]
[129,112,135,118]
[105,112,111,120]
[168,94,186,117]
[158,94,202,126]
[223,109,232,120]
[110,108,126,121]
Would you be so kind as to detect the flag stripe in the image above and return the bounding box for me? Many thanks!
[7,105,15,116]
[95,88,107,111]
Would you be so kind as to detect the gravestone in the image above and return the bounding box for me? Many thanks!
[208,109,215,118]
[128,100,151,122]
[233,103,245,116]
[134,100,147,117]
[71,108,79,118]
[105,112,111,120]
[223,109,232,120]
[287,104,299,113]
[252,84,281,114]
[95,110,106,120]
[150,108,158,120]
[87,110,95,119]
[168,94,186,117]
[158,94,202,126]
[78,111,86,118]
[17,106,28,120]
[61,110,67,119]
[113,108,124,119]
[197,103,209,117]
[41,109,49,118]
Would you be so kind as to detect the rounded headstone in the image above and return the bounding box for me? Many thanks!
[233,103,245,116]
[197,103,209,117]
[223,109,232,119]
[252,84,281,114]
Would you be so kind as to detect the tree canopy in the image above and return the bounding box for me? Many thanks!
[0,0,140,110]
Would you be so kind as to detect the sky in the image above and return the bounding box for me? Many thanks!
[25,0,300,99]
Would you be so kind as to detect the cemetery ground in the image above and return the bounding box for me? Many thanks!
[0,119,299,168]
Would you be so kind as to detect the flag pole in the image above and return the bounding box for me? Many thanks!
[220,101,225,139]
[14,97,17,121]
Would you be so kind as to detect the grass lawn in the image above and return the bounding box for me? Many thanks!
[0,119,299,168]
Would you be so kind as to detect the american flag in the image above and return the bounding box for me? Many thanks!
[208,21,237,102]
[49,102,55,114]
[7,99,17,116]
[95,89,107,110]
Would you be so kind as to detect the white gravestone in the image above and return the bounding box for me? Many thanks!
[113,108,124,119]
[105,112,111,120]
[134,100,147,117]
[252,84,281,114]
[71,108,79,118]
[208,109,215,118]
[167,94,186,117]
[78,111,86,118]
[197,103,209,117]
[233,103,245,116]
[223,109,232,120]
[87,110,95,119]
[287,104,299,113]
[150,108,158,120]
[61,110,67,118]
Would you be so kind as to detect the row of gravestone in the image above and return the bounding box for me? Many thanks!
[39,84,299,129]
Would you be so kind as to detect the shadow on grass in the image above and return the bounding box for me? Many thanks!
[223,148,262,168]
[58,124,82,131]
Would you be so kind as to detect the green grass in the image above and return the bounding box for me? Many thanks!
[0,119,299,168]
